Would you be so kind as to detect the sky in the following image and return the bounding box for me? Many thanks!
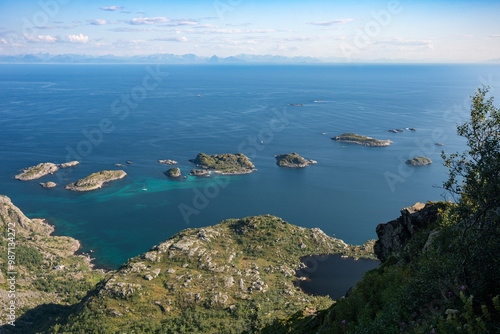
[0,0,499,62]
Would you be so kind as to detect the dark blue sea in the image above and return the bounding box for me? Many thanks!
[1,64,499,269]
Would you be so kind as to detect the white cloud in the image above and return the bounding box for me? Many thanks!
[99,6,124,11]
[108,27,157,32]
[490,35,500,38]
[193,24,219,29]
[24,34,58,43]
[309,19,354,26]
[210,38,258,46]
[88,19,109,25]
[200,28,278,34]
[67,33,89,43]
[128,17,170,25]
[0,38,7,45]
[36,24,78,29]
[154,36,188,42]
[164,20,198,27]
[284,35,343,42]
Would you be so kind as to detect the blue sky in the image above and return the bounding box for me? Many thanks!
[0,0,499,62]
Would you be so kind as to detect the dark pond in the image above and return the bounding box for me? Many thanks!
[295,254,380,300]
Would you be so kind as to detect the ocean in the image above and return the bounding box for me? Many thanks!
[1,63,499,269]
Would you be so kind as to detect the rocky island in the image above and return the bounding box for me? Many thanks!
[15,162,59,181]
[14,161,80,181]
[65,170,126,191]
[158,159,178,165]
[58,161,80,168]
[165,167,181,178]
[190,153,256,175]
[275,153,317,168]
[405,156,432,166]
[331,133,393,147]
[40,181,57,188]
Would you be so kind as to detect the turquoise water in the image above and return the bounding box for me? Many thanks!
[1,64,499,268]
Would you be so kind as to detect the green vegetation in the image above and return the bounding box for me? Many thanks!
[266,87,500,333]
[405,156,432,166]
[0,195,106,333]
[275,153,316,168]
[23,165,44,177]
[37,215,374,333]
[165,167,181,178]
[190,153,255,174]
[331,133,393,147]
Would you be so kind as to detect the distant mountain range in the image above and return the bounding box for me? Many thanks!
[0,53,334,64]
[0,53,418,64]
[0,53,497,64]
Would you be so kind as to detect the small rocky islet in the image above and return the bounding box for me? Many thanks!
[331,133,393,147]
[40,181,57,188]
[405,156,432,166]
[65,170,127,191]
[189,153,256,175]
[164,167,181,178]
[14,161,79,181]
[275,153,317,168]
[158,159,178,165]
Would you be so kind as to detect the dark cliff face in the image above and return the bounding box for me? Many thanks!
[373,202,442,262]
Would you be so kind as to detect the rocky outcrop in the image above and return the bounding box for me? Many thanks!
[165,167,181,178]
[0,195,104,321]
[15,162,59,180]
[58,161,79,168]
[65,170,126,191]
[43,214,375,332]
[275,153,317,168]
[40,181,57,188]
[15,161,80,181]
[406,157,432,166]
[331,133,393,147]
[374,202,441,262]
[190,153,256,175]
[158,159,178,165]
